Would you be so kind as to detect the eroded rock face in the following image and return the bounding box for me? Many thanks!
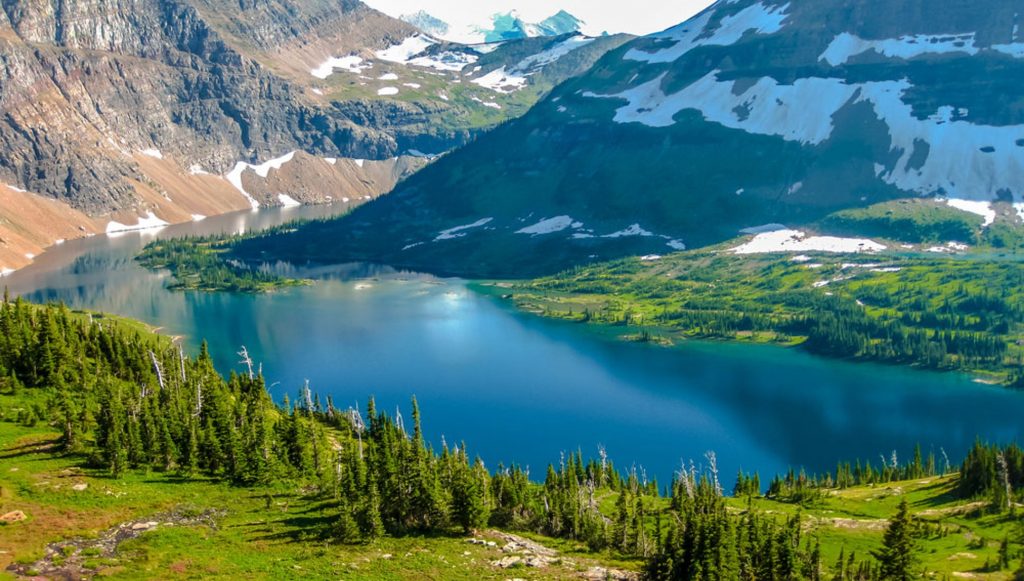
[0,0,438,215]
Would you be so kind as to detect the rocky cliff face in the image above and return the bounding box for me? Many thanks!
[0,0,422,216]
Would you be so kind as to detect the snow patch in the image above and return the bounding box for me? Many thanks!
[471,96,502,110]
[408,51,478,72]
[140,148,164,159]
[188,164,209,175]
[191,214,206,222]
[278,194,301,208]
[602,224,654,238]
[471,35,594,93]
[311,55,371,79]
[378,87,400,96]
[106,211,169,234]
[226,151,297,210]
[944,199,996,226]
[472,66,528,93]
[0,268,13,277]
[4,184,26,193]
[992,43,1024,58]
[435,218,493,241]
[516,216,577,235]
[820,33,978,66]
[733,229,886,254]
[589,69,1024,206]
[403,83,422,89]
[375,34,437,64]
[626,3,790,64]
[378,73,399,81]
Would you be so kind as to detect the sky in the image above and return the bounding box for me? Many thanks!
[361,0,716,37]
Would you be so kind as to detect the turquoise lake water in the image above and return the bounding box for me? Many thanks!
[5,205,1023,485]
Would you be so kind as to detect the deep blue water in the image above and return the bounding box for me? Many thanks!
[5,205,1023,486]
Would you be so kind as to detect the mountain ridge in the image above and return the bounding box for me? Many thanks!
[247,0,1024,277]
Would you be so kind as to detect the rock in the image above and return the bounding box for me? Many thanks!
[0,510,27,522]
[381,554,393,560]
[71,483,88,491]
[493,556,523,568]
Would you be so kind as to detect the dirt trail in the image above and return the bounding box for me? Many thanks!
[6,508,223,580]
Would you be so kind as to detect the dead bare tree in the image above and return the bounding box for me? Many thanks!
[997,451,1013,511]
[706,451,722,497]
[149,351,165,391]
[237,346,254,380]
[347,407,366,460]
[598,445,608,487]
[193,381,203,418]
[303,380,314,413]
[940,447,951,475]
[395,406,406,438]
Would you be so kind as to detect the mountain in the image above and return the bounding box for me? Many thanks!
[481,10,587,43]
[0,0,627,274]
[399,10,450,38]
[397,9,588,45]
[243,0,1024,277]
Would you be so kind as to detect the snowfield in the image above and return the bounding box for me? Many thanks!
[106,211,169,234]
[820,33,978,66]
[278,194,302,208]
[375,34,436,64]
[435,218,493,241]
[586,67,1024,206]
[310,55,371,79]
[516,216,578,235]
[602,224,654,238]
[625,2,791,64]
[472,67,528,93]
[732,230,886,255]
[226,151,297,210]
[944,199,996,226]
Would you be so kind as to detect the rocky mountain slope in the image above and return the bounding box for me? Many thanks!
[0,0,627,273]
[249,0,1024,277]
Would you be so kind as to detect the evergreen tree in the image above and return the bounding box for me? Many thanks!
[874,499,917,581]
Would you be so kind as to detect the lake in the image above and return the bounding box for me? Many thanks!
[4,205,1023,487]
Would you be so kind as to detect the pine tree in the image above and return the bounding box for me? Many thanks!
[874,499,917,581]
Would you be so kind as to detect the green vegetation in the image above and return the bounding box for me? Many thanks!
[1,295,1023,579]
[507,251,1024,383]
[137,235,310,293]
[820,199,984,244]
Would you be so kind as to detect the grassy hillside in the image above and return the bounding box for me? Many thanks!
[2,390,1023,579]
[503,249,1024,383]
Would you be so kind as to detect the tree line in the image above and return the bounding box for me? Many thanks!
[0,294,1019,579]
